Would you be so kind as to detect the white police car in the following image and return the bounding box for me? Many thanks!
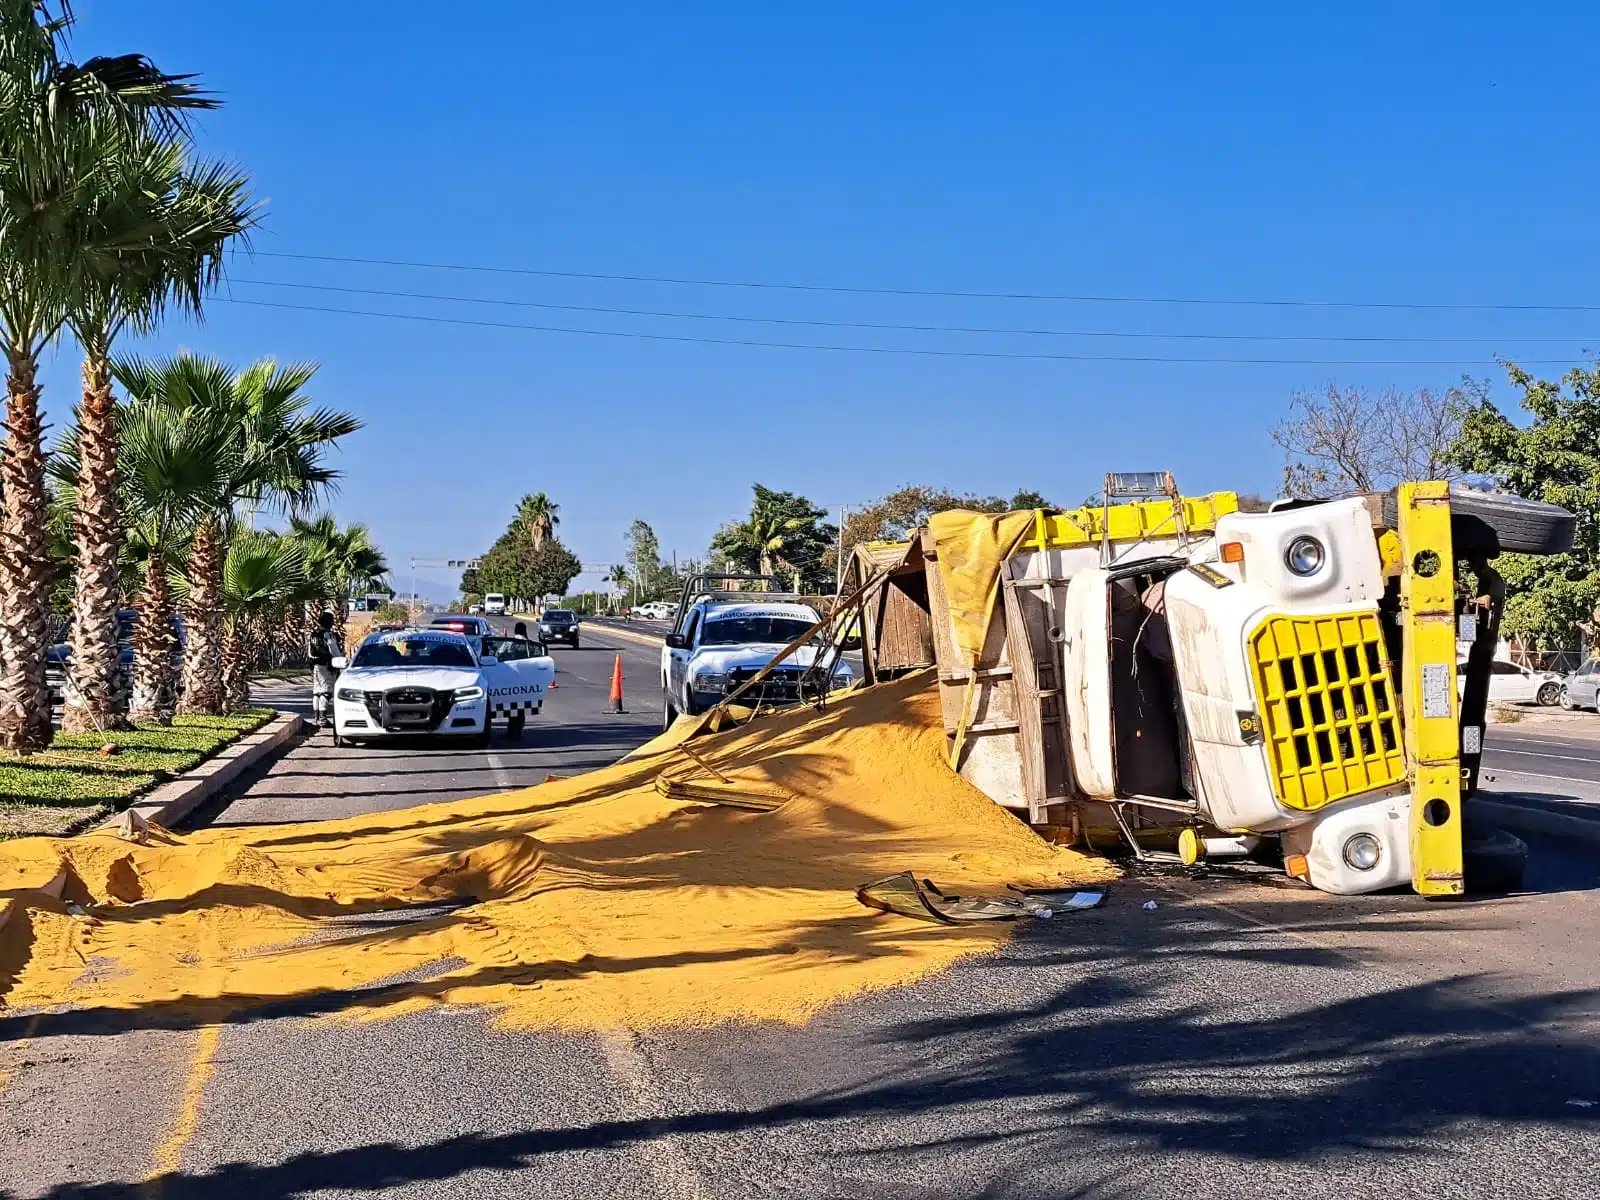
[332,629,553,748]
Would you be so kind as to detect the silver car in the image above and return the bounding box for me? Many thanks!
[1561,660,1600,711]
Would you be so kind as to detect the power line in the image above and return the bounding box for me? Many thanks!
[227,278,1596,346]
[250,250,1600,313]
[214,296,1576,366]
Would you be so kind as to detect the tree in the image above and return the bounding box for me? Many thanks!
[60,128,256,733]
[476,529,582,602]
[626,519,661,599]
[1272,382,1466,498]
[114,353,360,716]
[1449,361,1600,647]
[516,492,559,551]
[831,485,1019,573]
[605,562,631,608]
[219,529,305,711]
[53,383,244,723]
[710,485,835,592]
[289,514,386,642]
[0,3,220,749]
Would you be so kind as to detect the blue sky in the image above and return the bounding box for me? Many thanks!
[45,2,1600,596]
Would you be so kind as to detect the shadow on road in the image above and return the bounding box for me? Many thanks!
[30,894,1600,1199]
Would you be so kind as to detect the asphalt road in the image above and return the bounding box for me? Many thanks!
[4,626,1600,1198]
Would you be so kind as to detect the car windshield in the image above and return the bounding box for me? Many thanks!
[544,611,574,621]
[351,638,476,669]
[700,615,814,646]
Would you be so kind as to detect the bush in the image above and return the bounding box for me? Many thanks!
[374,601,411,624]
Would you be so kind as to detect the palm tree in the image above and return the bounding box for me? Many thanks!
[0,3,220,750]
[114,353,360,716]
[53,379,243,724]
[219,529,305,711]
[288,514,386,643]
[517,492,559,551]
[59,130,256,733]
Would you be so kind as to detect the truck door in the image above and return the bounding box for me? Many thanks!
[481,637,555,721]
[667,609,699,698]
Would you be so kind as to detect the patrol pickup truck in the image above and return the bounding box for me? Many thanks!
[661,575,854,728]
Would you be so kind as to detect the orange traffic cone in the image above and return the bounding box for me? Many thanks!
[608,654,624,714]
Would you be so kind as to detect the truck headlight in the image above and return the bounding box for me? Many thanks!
[336,687,363,702]
[693,672,727,693]
[1285,535,1325,577]
[453,686,485,703]
[1342,832,1382,871]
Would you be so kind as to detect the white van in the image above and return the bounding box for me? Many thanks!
[483,593,507,615]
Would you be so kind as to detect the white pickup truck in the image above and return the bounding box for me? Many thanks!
[661,583,854,728]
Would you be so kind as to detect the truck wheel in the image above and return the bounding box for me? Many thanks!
[1385,486,1576,557]
[662,695,678,731]
[572,636,580,650]
[1463,827,1528,894]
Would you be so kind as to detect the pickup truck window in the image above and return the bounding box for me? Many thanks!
[701,616,814,646]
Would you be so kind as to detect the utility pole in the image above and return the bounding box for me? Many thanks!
[836,505,848,596]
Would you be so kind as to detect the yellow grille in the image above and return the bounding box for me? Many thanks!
[1249,612,1406,811]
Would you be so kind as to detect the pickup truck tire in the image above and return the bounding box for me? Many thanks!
[1462,827,1528,894]
[663,694,677,731]
[1384,486,1576,557]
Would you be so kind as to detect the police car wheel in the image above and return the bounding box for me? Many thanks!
[508,712,525,739]
[468,726,491,750]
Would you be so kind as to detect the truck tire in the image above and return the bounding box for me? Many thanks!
[1384,486,1576,557]
[1463,827,1528,894]
[662,695,677,731]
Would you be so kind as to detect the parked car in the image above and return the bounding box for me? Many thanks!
[1459,659,1564,707]
[46,609,185,709]
[1560,660,1600,711]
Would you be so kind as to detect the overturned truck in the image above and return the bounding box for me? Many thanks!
[842,474,1576,897]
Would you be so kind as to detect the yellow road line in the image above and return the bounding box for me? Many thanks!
[142,1023,220,1197]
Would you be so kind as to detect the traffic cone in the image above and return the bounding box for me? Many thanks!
[608,654,625,714]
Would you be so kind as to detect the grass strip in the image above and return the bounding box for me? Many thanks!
[0,709,276,840]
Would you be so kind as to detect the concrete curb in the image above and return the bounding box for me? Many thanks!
[1472,794,1600,848]
[94,710,306,834]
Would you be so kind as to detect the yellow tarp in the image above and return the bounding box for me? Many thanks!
[928,509,1039,667]
[0,674,1111,1034]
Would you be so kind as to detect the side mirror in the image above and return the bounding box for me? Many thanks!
[331,656,348,670]
[665,633,686,650]
[481,655,498,665]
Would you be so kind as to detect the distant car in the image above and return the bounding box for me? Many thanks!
[468,604,484,615]
[332,629,553,747]
[1560,660,1600,711]
[483,593,507,615]
[634,601,675,622]
[1460,660,1564,708]
[429,614,494,638]
[538,608,581,648]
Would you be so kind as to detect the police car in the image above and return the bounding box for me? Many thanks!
[331,629,553,748]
